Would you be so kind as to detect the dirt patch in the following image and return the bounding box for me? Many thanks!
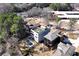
[68,32,78,40]
[32,43,56,56]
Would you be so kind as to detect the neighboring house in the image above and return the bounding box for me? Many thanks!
[44,30,61,48]
[31,26,50,43]
[53,42,75,56]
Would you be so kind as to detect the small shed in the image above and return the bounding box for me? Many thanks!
[44,30,61,41]
[44,30,61,48]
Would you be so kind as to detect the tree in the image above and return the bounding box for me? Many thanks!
[0,13,30,43]
[49,3,73,11]
[0,4,14,13]
[49,3,61,11]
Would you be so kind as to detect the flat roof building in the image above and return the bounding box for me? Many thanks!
[48,11,79,18]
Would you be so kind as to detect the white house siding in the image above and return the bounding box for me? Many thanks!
[34,33,39,42]
[31,30,39,42]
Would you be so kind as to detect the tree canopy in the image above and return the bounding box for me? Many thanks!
[0,13,30,43]
[49,3,73,11]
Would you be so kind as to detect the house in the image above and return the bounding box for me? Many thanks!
[31,26,50,43]
[54,42,75,56]
[44,30,61,48]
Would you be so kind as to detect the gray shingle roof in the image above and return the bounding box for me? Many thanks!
[44,30,60,41]
[53,42,75,56]
[53,49,63,56]
[57,42,75,56]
